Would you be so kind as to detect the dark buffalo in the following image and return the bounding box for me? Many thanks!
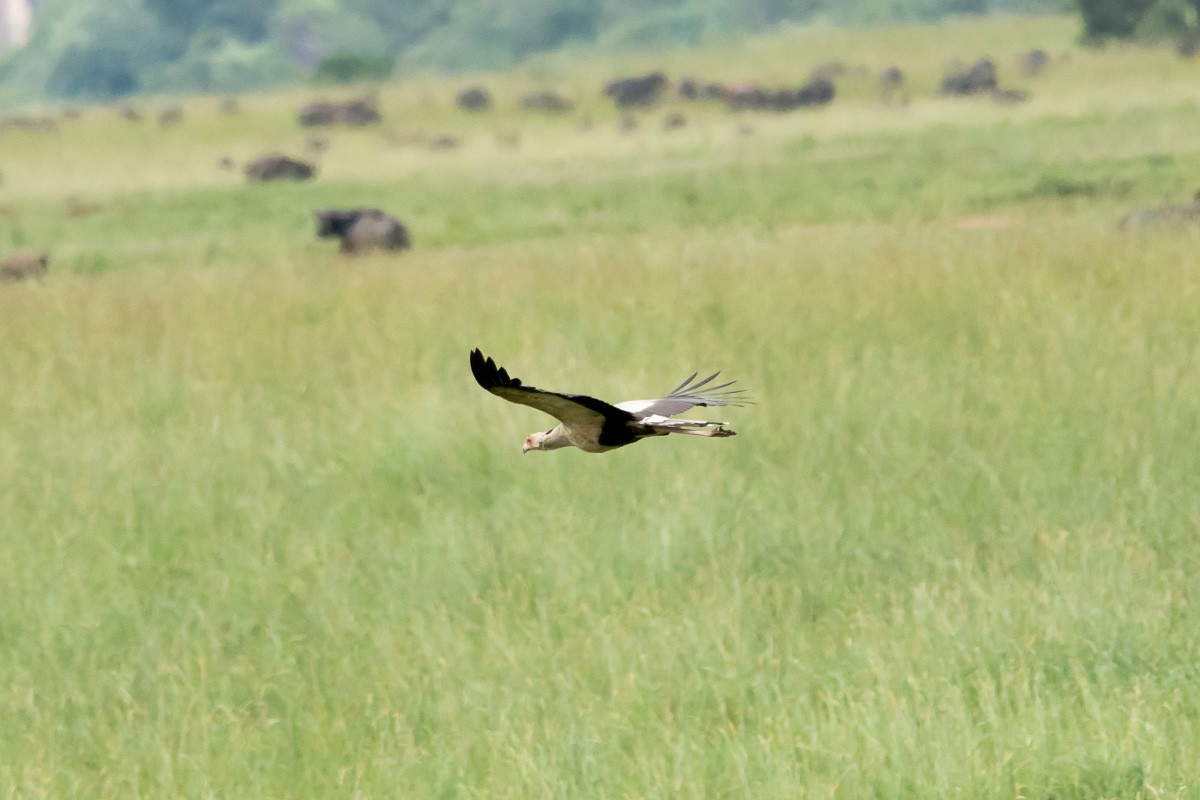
[793,77,835,107]
[428,135,460,150]
[158,106,183,127]
[316,209,411,254]
[723,78,834,112]
[299,97,380,127]
[0,115,57,132]
[245,154,315,182]
[879,66,907,105]
[2,251,48,282]
[340,98,380,125]
[604,73,668,108]
[662,112,687,131]
[678,77,723,101]
[457,86,492,111]
[1017,49,1049,76]
[299,102,338,126]
[723,84,766,111]
[521,90,573,112]
[942,58,998,95]
[992,88,1030,105]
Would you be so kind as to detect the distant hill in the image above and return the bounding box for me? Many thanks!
[0,0,1070,105]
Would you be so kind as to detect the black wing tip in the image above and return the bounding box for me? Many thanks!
[470,348,523,391]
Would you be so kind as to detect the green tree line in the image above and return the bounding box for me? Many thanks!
[0,0,1189,102]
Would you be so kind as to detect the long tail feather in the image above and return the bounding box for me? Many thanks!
[662,371,752,408]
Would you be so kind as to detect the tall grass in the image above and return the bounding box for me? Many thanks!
[2,13,1199,799]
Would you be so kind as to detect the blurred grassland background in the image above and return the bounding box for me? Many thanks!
[2,12,1200,799]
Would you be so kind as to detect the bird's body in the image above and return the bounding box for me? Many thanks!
[469,349,749,454]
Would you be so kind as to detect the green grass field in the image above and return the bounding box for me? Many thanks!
[3,12,1200,798]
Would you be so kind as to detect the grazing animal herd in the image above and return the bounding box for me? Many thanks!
[1,46,1196,286]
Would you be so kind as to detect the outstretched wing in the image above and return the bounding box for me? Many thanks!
[470,349,636,429]
[615,371,751,419]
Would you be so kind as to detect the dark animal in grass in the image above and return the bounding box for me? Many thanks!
[65,196,102,218]
[521,90,573,112]
[604,73,668,108]
[245,154,315,182]
[662,112,686,131]
[879,66,907,105]
[1121,192,1200,230]
[723,84,765,110]
[701,82,725,100]
[992,88,1030,105]
[1018,49,1049,76]
[793,77,835,107]
[158,106,183,127]
[2,251,48,282]
[0,114,56,132]
[428,135,459,150]
[316,209,411,254]
[299,101,339,126]
[679,77,724,101]
[299,97,380,127]
[723,79,834,111]
[941,58,998,95]
[493,129,521,147]
[338,97,380,125]
[298,100,340,125]
[457,86,492,111]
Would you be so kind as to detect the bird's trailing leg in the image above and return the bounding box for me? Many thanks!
[643,417,737,437]
[660,426,736,437]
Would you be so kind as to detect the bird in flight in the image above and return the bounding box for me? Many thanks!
[470,348,750,454]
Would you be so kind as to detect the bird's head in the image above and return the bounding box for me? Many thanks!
[523,432,548,453]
